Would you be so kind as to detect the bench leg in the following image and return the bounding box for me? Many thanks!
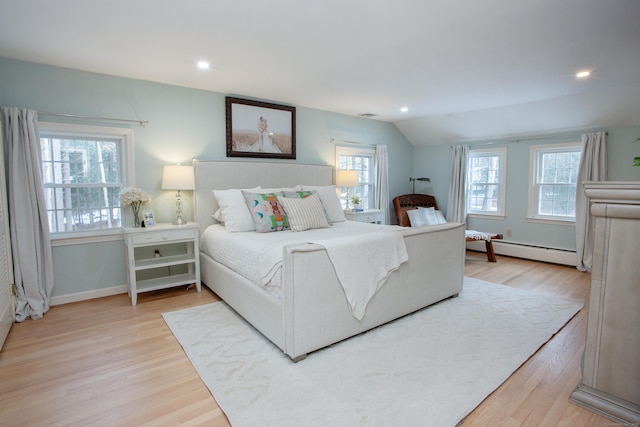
[485,240,497,262]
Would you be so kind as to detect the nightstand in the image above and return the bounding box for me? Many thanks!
[123,222,201,305]
[343,209,384,224]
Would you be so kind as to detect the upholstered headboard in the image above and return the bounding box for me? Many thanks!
[392,194,439,227]
[193,160,334,236]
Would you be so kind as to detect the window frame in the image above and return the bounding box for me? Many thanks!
[466,147,507,219]
[335,145,376,210]
[39,122,135,245]
[527,142,581,225]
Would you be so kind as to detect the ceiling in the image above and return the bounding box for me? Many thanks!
[1,0,639,146]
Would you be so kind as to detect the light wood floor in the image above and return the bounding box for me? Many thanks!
[0,252,617,426]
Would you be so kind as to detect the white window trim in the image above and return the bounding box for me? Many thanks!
[466,147,507,218]
[39,122,135,244]
[527,142,581,225]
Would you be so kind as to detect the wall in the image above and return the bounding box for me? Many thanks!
[414,126,640,252]
[0,57,414,302]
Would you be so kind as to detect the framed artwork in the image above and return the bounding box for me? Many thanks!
[226,97,296,159]
[142,211,156,227]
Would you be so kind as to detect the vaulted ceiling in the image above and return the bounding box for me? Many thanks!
[1,0,639,146]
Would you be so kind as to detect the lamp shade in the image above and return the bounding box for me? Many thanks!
[162,165,195,190]
[336,170,359,188]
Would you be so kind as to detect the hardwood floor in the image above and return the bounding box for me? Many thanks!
[0,252,617,426]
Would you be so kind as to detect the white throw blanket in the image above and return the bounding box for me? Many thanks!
[465,229,492,241]
[309,230,408,320]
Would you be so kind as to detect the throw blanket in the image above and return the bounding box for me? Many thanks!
[309,230,408,320]
[466,230,492,242]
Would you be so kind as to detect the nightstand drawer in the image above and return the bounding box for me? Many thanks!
[359,212,382,222]
[131,229,194,245]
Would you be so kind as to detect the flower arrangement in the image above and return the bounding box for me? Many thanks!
[634,137,640,167]
[119,187,151,227]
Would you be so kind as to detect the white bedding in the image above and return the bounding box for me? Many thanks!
[200,221,409,316]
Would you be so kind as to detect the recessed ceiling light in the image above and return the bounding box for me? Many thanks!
[576,70,591,78]
[400,107,409,113]
[197,61,210,70]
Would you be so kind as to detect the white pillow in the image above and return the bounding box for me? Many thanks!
[300,185,346,223]
[418,207,447,225]
[407,209,427,227]
[278,193,330,232]
[407,207,447,227]
[212,187,261,232]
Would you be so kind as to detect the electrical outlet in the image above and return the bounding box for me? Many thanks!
[154,249,161,258]
[506,229,512,237]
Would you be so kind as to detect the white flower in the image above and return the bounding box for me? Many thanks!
[119,187,152,205]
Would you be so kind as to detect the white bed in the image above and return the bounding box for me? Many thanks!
[193,160,465,361]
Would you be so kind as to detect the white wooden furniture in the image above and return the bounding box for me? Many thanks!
[344,208,383,224]
[124,222,201,305]
[193,160,465,361]
[570,182,640,425]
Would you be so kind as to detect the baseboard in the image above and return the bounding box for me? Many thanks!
[50,284,128,306]
[466,240,576,266]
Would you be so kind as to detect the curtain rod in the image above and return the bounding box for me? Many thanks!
[38,111,149,127]
[329,138,376,148]
[451,130,608,148]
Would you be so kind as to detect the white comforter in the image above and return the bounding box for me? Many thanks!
[200,221,408,319]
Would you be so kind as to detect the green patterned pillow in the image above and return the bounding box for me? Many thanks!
[242,191,289,232]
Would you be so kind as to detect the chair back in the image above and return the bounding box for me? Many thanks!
[392,194,439,227]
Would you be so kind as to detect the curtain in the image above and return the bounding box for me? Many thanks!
[1,107,54,321]
[446,144,469,223]
[374,145,390,224]
[575,131,607,272]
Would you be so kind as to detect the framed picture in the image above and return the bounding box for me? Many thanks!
[142,211,156,227]
[226,97,296,159]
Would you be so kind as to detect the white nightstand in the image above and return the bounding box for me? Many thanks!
[343,209,384,224]
[123,222,201,305]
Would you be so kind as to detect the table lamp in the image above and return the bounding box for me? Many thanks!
[162,164,195,225]
[336,170,359,210]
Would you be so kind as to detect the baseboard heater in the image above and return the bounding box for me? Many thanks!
[466,240,576,266]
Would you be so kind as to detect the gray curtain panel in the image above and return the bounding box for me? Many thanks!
[1,107,54,321]
[446,144,469,223]
[575,131,607,272]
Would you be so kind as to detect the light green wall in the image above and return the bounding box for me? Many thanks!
[414,127,640,250]
[0,57,414,298]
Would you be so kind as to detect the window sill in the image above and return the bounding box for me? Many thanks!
[467,213,506,221]
[51,229,125,247]
[526,217,575,226]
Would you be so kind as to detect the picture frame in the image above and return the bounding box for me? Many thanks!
[226,97,296,159]
[142,211,156,228]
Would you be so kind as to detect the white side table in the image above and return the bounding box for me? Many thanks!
[343,209,384,224]
[123,222,201,305]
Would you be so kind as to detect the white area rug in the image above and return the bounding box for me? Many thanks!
[163,277,583,427]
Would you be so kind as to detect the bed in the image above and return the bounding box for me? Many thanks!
[193,160,465,361]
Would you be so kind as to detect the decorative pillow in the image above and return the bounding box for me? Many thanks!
[300,185,346,223]
[242,191,289,232]
[212,187,261,232]
[282,190,333,225]
[418,207,447,225]
[407,209,427,227]
[277,193,330,232]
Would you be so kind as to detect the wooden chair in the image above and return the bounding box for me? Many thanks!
[392,194,503,262]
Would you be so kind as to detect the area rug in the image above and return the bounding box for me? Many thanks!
[163,277,583,427]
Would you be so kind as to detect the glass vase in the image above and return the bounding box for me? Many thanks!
[131,202,142,228]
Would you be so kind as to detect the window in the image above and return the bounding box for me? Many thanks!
[528,143,581,222]
[39,123,133,236]
[467,147,506,217]
[335,146,375,209]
